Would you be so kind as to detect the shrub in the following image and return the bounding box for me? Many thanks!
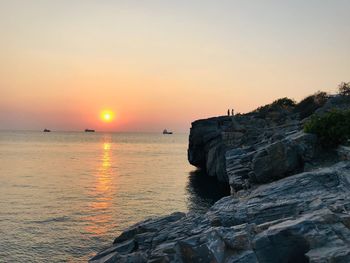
[304,110,350,148]
[253,97,296,117]
[273,97,296,108]
[294,91,329,119]
[338,82,350,96]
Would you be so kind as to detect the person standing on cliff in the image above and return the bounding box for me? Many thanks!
[231,109,234,116]
[227,109,230,116]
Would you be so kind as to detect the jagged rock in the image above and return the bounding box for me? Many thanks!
[188,110,301,184]
[188,116,233,182]
[225,131,319,192]
[337,146,350,160]
[249,132,317,183]
[252,139,301,183]
[90,162,350,263]
[187,94,350,187]
[315,95,350,115]
[91,95,350,262]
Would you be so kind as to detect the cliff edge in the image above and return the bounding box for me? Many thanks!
[90,94,350,263]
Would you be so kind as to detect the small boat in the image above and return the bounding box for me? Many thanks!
[85,129,95,132]
[163,129,173,134]
[43,129,51,132]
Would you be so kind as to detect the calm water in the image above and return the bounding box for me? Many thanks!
[0,131,227,262]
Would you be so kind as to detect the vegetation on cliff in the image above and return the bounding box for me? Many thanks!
[253,97,296,118]
[304,110,350,148]
[338,82,350,96]
[294,91,329,119]
[303,82,350,148]
[252,82,350,122]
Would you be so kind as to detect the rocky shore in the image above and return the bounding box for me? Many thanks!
[90,94,350,263]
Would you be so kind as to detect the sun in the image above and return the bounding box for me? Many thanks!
[104,113,111,121]
[100,110,115,123]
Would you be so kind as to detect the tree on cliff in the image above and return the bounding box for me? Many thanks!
[338,82,350,96]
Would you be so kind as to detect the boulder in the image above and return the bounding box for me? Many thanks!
[315,95,350,115]
[337,146,350,160]
[90,162,350,263]
[225,131,318,192]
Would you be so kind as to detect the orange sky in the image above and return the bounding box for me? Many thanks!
[1,1,350,132]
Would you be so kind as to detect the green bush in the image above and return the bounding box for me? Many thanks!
[304,110,350,148]
[294,91,328,119]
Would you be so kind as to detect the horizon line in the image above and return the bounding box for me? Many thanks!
[0,129,189,134]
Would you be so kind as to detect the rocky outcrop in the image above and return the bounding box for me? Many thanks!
[226,131,319,192]
[188,116,312,190]
[187,114,302,184]
[338,146,350,160]
[90,162,350,263]
[188,116,233,182]
[188,95,350,192]
[91,94,350,262]
[188,107,303,185]
[314,95,350,115]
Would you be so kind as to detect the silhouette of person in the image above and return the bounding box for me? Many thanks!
[231,109,234,116]
[227,109,230,116]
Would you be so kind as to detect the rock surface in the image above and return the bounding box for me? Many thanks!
[188,94,350,192]
[90,162,350,263]
[188,106,302,185]
[226,131,319,192]
[188,116,233,182]
[90,94,350,263]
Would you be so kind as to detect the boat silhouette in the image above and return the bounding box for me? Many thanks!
[163,129,173,134]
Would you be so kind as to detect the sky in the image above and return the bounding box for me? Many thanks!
[1,0,350,132]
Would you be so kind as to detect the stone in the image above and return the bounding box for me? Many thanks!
[187,95,348,187]
[225,131,319,192]
[188,116,232,182]
[252,140,301,183]
[337,146,350,160]
[91,94,350,262]
[90,162,350,262]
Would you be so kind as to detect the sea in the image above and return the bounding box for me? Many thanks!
[0,131,227,262]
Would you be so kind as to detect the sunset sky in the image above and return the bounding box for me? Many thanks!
[1,0,350,132]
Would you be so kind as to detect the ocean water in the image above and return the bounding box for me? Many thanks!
[0,131,227,262]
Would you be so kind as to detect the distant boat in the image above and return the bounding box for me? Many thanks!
[85,129,95,132]
[163,129,173,134]
[43,129,51,132]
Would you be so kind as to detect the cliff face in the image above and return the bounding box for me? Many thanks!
[188,95,349,194]
[90,95,350,263]
[188,116,233,182]
[188,107,307,191]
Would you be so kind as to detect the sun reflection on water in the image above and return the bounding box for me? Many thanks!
[103,142,111,151]
[85,139,116,236]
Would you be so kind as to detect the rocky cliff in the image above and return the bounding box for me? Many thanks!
[188,95,349,194]
[188,116,233,182]
[188,114,305,188]
[90,95,350,263]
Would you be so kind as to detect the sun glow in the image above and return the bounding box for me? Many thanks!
[100,110,115,123]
